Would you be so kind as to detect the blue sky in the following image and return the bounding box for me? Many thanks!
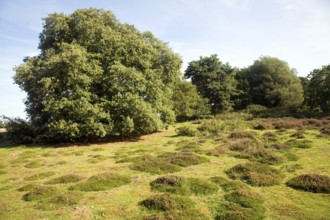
[1,0,330,118]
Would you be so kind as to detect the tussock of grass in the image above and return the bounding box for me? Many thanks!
[24,160,44,168]
[229,130,255,140]
[144,209,210,220]
[150,176,219,196]
[286,139,312,149]
[216,202,265,220]
[263,131,277,142]
[69,172,130,191]
[224,187,263,208]
[290,130,305,139]
[210,176,244,192]
[22,186,58,201]
[17,183,37,192]
[24,171,56,181]
[286,174,330,193]
[226,162,284,186]
[139,194,194,211]
[46,174,85,184]
[130,159,181,175]
[161,151,209,167]
[206,146,228,156]
[36,192,82,210]
[87,154,108,163]
[229,139,257,152]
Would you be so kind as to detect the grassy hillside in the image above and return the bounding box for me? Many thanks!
[0,114,329,219]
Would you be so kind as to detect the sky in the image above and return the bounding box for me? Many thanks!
[1,0,330,119]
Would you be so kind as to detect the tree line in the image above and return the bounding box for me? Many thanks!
[3,8,330,143]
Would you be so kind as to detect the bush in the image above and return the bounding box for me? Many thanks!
[24,171,56,181]
[22,186,58,201]
[175,126,199,137]
[245,104,268,115]
[286,174,330,193]
[226,162,284,186]
[69,172,131,191]
[3,117,35,143]
[197,119,223,136]
[46,174,85,184]
[140,194,194,211]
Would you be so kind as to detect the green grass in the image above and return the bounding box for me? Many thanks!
[0,116,329,219]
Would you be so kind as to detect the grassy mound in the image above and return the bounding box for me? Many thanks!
[226,162,284,186]
[286,139,312,149]
[210,176,244,192]
[161,151,209,167]
[22,186,58,201]
[17,183,37,192]
[130,160,181,175]
[229,130,255,140]
[24,171,56,181]
[144,209,210,220]
[206,146,229,156]
[46,174,85,184]
[150,176,219,196]
[24,160,44,168]
[69,172,130,191]
[36,192,82,210]
[286,174,330,193]
[216,202,265,220]
[229,139,258,152]
[139,194,194,211]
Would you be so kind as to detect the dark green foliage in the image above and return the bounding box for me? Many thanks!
[184,54,237,113]
[172,81,210,120]
[22,186,58,201]
[175,126,199,137]
[286,174,330,193]
[129,159,181,175]
[226,162,284,186]
[161,151,209,167]
[229,130,255,140]
[17,184,37,192]
[24,171,56,181]
[13,8,181,142]
[306,65,330,113]
[2,117,35,143]
[240,56,303,109]
[46,174,85,184]
[139,194,194,211]
[69,172,130,191]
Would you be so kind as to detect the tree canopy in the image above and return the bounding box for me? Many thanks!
[241,56,304,109]
[184,55,237,114]
[306,65,330,113]
[14,8,181,142]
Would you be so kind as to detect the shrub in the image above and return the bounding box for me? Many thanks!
[175,141,202,153]
[22,186,58,201]
[245,104,267,115]
[46,174,85,184]
[175,126,199,137]
[245,149,283,165]
[286,174,330,193]
[197,119,223,136]
[226,162,284,186]
[129,159,181,175]
[3,117,35,143]
[24,171,56,181]
[139,194,194,211]
[161,151,209,167]
[228,130,255,140]
[69,172,131,191]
